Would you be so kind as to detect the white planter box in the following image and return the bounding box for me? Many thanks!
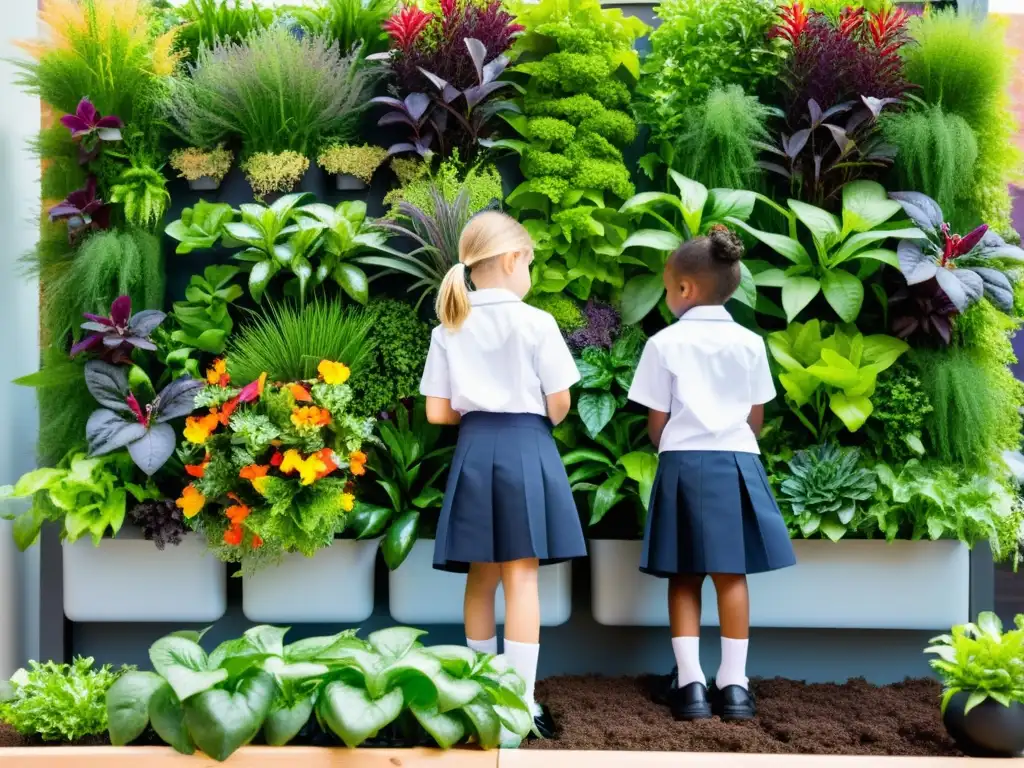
[389,540,572,626]
[63,533,226,622]
[243,539,377,623]
[590,538,971,630]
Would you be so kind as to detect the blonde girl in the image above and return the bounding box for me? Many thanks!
[420,211,587,735]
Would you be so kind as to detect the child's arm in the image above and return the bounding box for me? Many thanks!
[546,390,572,426]
[749,340,775,439]
[647,409,670,449]
[747,404,764,437]
[425,397,461,425]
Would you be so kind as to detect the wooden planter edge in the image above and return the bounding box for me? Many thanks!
[0,746,991,766]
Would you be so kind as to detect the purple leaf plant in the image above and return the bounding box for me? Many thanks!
[48,177,111,243]
[889,276,958,346]
[567,300,621,352]
[370,92,437,158]
[70,295,166,365]
[60,98,123,163]
[84,360,204,476]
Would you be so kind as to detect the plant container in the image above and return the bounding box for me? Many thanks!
[62,530,226,622]
[242,539,378,622]
[942,693,1024,757]
[336,173,368,191]
[388,539,572,626]
[589,538,970,629]
[187,175,220,191]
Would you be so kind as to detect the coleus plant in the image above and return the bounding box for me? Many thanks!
[889,191,1024,313]
[84,361,204,476]
[60,97,123,163]
[70,296,166,365]
[48,177,111,243]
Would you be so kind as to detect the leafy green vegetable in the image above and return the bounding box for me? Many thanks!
[778,443,877,541]
[0,657,131,742]
[574,329,644,438]
[165,201,235,255]
[865,364,931,462]
[925,612,1024,714]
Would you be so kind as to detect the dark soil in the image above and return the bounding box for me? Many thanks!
[525,675,960,756]
[0,722,110,748]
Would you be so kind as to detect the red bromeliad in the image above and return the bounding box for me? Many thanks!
[940,223,989,268]
[770,1,809,44]
[383,6,433,52]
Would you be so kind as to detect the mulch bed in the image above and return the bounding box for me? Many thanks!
[525,675,960,756]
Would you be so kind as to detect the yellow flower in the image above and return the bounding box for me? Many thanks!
[251,475,271,495]
[175,485,205,519]
[340,493,356,512]
[279,449,327,486]
[183,412,219,445]
[290,405,332,430]
[318,359,350,385]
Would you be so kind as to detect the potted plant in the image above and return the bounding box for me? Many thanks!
[926,612,1024,757]
[317,143,389,191]
[168,145,234,191]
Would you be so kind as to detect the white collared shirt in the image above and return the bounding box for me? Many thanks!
[627,305,775,454]
[419,288,581,416]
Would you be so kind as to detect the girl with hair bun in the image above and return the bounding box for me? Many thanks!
[627,225,795,723]
[420,211,587,739]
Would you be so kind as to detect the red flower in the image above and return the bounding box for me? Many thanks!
[270,451,283,467]
[383,6,433,51]
[252,534,264,550]
[223,524,244,547]
[941,223,988,267]
[771,1,809,44]
[237,373,267,404]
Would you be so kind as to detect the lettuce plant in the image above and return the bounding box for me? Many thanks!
[106,624,533,759]
[779,442,876,541]
[926,612,1024,713]
[767,320,908,436]
[733,180,926,322]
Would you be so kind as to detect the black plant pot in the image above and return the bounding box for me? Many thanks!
[943,692,1024,757]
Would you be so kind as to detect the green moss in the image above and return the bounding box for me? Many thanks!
[526,293,586,333]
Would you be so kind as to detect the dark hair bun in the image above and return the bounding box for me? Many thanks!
[708,225,744,263]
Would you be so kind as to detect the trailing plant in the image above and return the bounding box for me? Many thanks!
[890,191,1024,315]
[880,105,979,234]
[226,300,375,385]
[617,173,760,324]
[734,181,925,322]
[557,412,656,535]
[902,10,1022,237]
[0,657,131,743]
[366,398,455,570]
[241,152,310,200]
[169,266,244,356]
[926,612,1024,714]
[106,624,533,759]
[0,450,161,551]
[767,320,909,437]
[169,145,234,185]
[317,144,389,184]
[179,357,374,566]
[778,442,876,541]
[638,0,785,141]
[350,299,432,418]
[167,25,374,156]
[573,326,645,439]
[129,498,188,551]
[864,364,931,463]
[165,201,235,255]
[109,161,172,232]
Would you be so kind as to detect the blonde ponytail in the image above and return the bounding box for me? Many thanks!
[437,263,471,330]
[435,211,534,331]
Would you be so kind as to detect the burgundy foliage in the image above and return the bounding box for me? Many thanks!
[129,499,187,550]
[70,295,166,364]
[48,177,111,243]
[567,300,621,352]
[890,277,958,346]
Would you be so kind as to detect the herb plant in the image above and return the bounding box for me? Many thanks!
[779,442,877,541]
[864,365,931,462]
[0,657,131,743]
[926,612,1024,713]
[106,625,533,759]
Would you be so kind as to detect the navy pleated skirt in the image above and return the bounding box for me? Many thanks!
[433,412,588,573]
[641,450,796,577]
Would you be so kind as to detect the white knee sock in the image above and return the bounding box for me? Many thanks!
[716,637,749,690]
[467,636,498,655]
[671,636,706,687]
[503,639,540,713]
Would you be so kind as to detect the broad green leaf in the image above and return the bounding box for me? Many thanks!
[577,391,617,439]
[820,269,864,322]
[333,263,369,305]
[728,218,811,266]
[779,370,819,407]
[828,391,873,431]
[704,189,757,226]
[261,656,328,681]
[411,704,466,748]
[833,227,925,264]
[379,649,482,711]
[577,359,613,389]
[860,334,909,369]
[669,171,707,236]
[244,626,288,657]
[9,468,63,497]
[149,682,195,755]
[381,510,420,570]
[789,200,840,245]
[846,247,899,268]
[106,671,164,746]
[590,471,626,526]
[732,262,757,308]
[618,192,685,219]
[461,697,502,749]
[317,681,404,748]
[781,276,821,321]
[618,451,658,509]
[841,180,901,236]
[12,507,44,551]
[620,273,665,325]
[807,349,861,389]
[819,518,849,542]
[348,502,390,539]
[183,669,275,761]
[753,268,787,288]
[620,229,682,253]
[263,696,314,746]
[149,636,227,702]
[964,690,988,715]
[561,449,613,466]
[247,260,278,304]
[367,627,427,659]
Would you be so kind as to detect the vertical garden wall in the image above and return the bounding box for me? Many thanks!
[0,0,1022,684]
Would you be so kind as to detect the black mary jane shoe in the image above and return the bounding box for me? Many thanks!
[668,679,713,721]
[710,682,757,722]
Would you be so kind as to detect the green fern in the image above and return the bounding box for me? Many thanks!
[226,299,375,385]
[109,163,171,232]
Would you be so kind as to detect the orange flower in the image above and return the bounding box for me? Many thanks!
[315,448,338,480]
[185,454,210,478]
[225,501,251,525]
[348,450,367,477]
[183,411,219,445]
[223,524,244,546]
[252,534,264,550]
[206,358,230,387]
[291,406,332,430]
[340,492,356,512]
[239,464,269,481]
[217,398,239,426]
[318,360,350,385]
[175,485,205,518]
[289,383,313,402]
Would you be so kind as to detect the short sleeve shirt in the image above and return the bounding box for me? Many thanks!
[419,288,580,416]
[627,305,775,454]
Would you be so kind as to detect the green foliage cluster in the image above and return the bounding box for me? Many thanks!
[865,365,931,463]
[350,299,432,418]
[0,657,131,743]
[525,293,586,333]
[383,156,502,219]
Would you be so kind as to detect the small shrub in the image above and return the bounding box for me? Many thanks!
[169,145,234,183]
[317,144,388,183]
[350,299,431,417]
[242,151,310,199]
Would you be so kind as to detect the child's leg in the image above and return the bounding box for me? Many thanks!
[710,573,750,689]
[669,573,706,687]
[500,558,541,710]
[464,562,502,654]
